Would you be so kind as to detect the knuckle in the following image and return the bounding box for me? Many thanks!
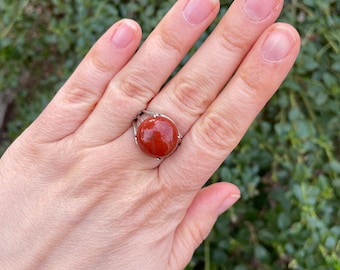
[171,77,212,117]
[237,69,266,104]
[115,69,157,104]
[155,28,182,62]
[239,67,264,90]
[187,219,208,248]
[197,111,240,152]
[88,51,113,73]
[63,86,98,106]
[219,26,250,55]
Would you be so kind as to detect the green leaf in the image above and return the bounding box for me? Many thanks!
[278,212,291,230]
[254,244,270,260]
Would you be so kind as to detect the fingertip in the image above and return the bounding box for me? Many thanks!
[261,23,301,63]
[216,192,240,216]
[206,181,240,215]
[87,19,142,68]
[186,182,241,217]
[111,19,142,49]
[218,181,241,195]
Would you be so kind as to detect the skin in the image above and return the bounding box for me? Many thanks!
[0,0,300,269]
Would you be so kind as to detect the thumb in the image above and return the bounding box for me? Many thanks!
[168,182,240,269]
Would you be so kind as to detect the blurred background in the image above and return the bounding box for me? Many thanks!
[1,0,339,269]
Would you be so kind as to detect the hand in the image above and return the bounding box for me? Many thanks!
[0,0,300,269]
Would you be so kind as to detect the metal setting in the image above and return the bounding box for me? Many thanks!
[133,110,182,159]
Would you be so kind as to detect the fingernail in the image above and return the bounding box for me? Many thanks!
[182,0,218,26]
[261,27,297,63]
[244,0,280,22]
[217,193,240,216]
[111,21,137,48]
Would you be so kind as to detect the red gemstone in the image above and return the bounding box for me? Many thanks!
[136,115,180,158]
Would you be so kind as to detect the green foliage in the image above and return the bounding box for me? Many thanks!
[1,0,339,269]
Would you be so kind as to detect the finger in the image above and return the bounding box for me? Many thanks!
[78,0,220,144]
[162,23,301,189]
[149,0,284,135]
[168,182,240,270]
[28,19,142,143]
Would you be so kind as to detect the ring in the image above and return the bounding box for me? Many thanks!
[133,110,182,159]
